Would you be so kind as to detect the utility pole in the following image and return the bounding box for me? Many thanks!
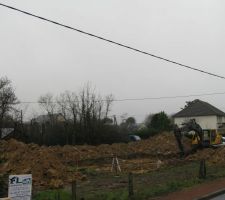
[20,110,23,125]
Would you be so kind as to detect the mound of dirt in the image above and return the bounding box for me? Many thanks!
[0,140,82,189]
[77,132,179,159]
[1,132,225,189]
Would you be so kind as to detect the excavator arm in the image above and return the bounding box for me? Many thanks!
[174,119,203,157]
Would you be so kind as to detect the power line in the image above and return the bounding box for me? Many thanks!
[114,92,225,102]
[17,91,225,104]
[0,3,225,80]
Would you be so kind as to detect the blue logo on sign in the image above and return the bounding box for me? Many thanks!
[10,176,31,185]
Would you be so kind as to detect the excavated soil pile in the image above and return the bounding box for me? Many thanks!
[77,132,179,160]
[1,132,225,189]
[0,140,83,189]
[188,146,225,165]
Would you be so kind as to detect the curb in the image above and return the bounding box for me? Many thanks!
[194,188,225,200]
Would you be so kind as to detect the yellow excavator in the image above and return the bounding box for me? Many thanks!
[174,119,224,157]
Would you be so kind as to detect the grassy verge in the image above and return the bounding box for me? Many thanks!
[33,162,225,200]
[33,179,202,200]
[33,189,71,200]
[84,178,202,200]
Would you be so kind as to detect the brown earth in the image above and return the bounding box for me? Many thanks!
[1,132,225,189]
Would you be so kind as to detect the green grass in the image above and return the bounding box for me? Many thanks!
[33,177,202,200]
[83,178,202,200]
[33,190,71,200]
[33,162,225,200]
[134,178,202,199]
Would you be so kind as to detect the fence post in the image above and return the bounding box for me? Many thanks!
[128,172,134,198]
[199,159,206,179]
[57,190,60,200]
[54,191,57,200]
[54,190,60,200]
[72,180,77,200]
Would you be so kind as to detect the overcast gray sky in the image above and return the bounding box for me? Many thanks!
[1,0,225,122]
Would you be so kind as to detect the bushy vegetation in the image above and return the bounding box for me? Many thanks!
[133,112,172,139]
[0,76,173,146]
[149,111,172,132]
[21,122,129,146]
[7,111,173,146]
[0,78,129,145]
[133,127,158,139]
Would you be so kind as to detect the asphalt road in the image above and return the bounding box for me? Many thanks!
[211,194,225,200]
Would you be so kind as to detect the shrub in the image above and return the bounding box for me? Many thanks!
[0,174,7,197]
[134,127,158,139]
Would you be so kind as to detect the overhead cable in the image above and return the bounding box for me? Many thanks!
[18,91,225,104]
[0,3,225,80]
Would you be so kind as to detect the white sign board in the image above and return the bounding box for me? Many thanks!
[8,174,32,200]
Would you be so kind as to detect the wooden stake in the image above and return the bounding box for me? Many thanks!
[128,172,134,197]
[199,159,206,179]
[72,180,77,200]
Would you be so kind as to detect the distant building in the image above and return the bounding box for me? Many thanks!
[32,113,65,124]
[137,123,147,131]
[173,99,225,130]
[0,128,14,139]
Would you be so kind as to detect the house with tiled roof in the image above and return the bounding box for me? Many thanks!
[173,99,225,130]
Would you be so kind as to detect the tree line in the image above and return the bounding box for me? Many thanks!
[0,77,173,146]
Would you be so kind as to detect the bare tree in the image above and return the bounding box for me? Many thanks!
[38,93,56,124]
[0,77,18,137]
[34,83,115,145]
[65,91,79,125]
[74,84,115,143]
[13,104,29,124]
[56,92,69,120]
[78,83,93,128]
[95,95,103,121]
[105,94,114,118]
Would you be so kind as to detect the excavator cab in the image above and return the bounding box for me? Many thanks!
[191,129,222,147]
[204,129,223,146]
[174,120,223,157]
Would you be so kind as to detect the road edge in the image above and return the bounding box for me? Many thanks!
[195,188,225,200]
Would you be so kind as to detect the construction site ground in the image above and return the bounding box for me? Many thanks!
[1,132,225,199]
[69,163,225,199]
